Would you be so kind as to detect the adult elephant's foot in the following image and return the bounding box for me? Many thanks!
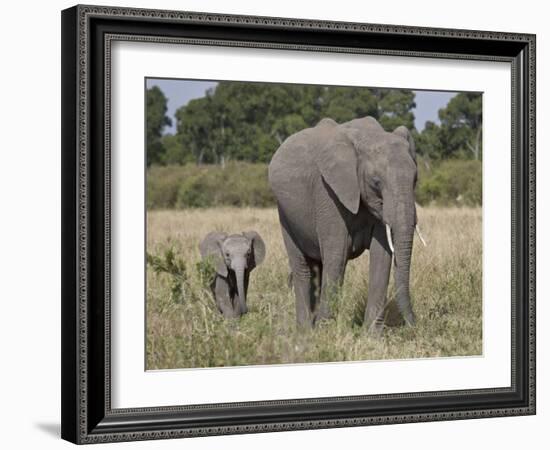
[403,310,416,327]
[296,319,315,331]
[366,321,385,339]
[363,312,385,338]
[363,304,385,334]
[313,305,334,324]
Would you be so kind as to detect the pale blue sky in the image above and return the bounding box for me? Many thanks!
[146,78,458,134]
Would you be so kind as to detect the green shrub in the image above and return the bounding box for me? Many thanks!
[147,247,188,304]
[416,159,482,206]
[147,162,275,209]
[195,258,217,289]
[147,166,187,209]
[147,159,481,209]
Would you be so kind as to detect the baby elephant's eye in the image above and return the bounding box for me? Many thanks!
[225,252,230,257]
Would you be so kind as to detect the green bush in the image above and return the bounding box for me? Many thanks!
[146,247,188,304]
[147,162,275,209]
[147,165,187,209]
[147,159,482,209]
[416,159,482,206]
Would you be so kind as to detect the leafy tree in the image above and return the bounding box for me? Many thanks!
[161,133,195,165]
[415,121,442,161]
[176,93,218,164]
[375,89,416,130]
[322,87,379,123]
[271,114,309,144]
[146,86,172,166]
[171,82,417,165]
[438,93,482,160]
[415,93,482,161]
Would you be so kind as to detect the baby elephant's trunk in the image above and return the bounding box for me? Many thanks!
[234,265,248,315]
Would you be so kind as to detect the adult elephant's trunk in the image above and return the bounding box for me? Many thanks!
[389,191,416,326]
[392,225,415,325]
[234,265,248,315]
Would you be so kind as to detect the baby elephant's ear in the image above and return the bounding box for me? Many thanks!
[243,231,266,269]
[199,231,228,277]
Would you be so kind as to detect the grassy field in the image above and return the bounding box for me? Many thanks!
[146,206,482,370]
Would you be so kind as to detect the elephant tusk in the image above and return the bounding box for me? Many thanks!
[415,224,427,247]
[385,224,394,253]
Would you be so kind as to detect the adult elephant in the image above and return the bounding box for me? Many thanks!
[268,116,425,333]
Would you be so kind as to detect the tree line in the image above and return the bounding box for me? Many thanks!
[146,82,482,167]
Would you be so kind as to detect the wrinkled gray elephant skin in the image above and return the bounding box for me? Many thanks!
[199,231,266,318]
[269,116,419,333]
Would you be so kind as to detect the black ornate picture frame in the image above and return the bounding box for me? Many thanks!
[61,4,536,444]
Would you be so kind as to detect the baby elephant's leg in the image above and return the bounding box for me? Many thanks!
[213,276,238,318]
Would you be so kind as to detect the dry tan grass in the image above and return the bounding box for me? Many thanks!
[146,206,482,369]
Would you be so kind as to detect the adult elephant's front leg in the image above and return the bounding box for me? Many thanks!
[364,222,392,335]
[316,260,345,324]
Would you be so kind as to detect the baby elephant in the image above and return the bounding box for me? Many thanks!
[199,231,266,318]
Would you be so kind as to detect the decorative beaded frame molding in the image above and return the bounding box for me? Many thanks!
[61,4,536,445]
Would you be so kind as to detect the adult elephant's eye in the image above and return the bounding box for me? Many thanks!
[372,177,382,191]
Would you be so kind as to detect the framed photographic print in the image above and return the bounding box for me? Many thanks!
[61,4,536,444]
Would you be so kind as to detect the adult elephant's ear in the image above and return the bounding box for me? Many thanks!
[316,129,360,214]
[243,231,266,269]
[199,231,228,277]
[393,125,416,163]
